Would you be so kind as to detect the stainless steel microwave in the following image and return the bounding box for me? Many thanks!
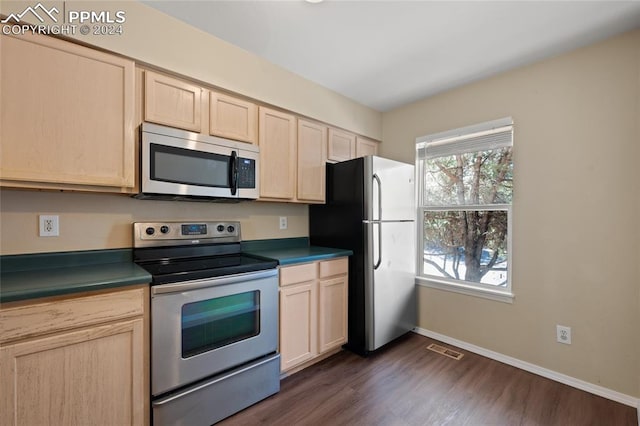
[136,122,259,201]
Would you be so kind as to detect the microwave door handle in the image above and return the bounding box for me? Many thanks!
[229,151,238,196]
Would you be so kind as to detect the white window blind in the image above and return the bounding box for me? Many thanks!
[417,117,513,159]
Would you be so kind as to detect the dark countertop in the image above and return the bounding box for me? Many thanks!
[0,249,151,303]
[242,238,352,266]
[0,238,351,303]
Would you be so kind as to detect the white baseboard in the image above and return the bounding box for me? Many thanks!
[413,327,640,411]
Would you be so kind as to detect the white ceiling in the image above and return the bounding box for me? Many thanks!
[143,1,640,112]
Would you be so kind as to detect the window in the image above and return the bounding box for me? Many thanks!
[416,118,513,302]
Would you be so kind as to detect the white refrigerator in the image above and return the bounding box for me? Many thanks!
[310,156,416,355]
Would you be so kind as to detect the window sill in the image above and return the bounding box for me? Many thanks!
[415,276,514,304]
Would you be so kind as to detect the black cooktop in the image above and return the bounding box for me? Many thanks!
[136,254,278,285]
[134,243,278,285]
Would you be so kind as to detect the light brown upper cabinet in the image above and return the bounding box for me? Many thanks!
[258,107,297,200]
[327,128,357,163]
[356,136,379,158]
[144,70,203,133]
[209,92,258,144]
[297,119,327,203]
[0,32,135,193]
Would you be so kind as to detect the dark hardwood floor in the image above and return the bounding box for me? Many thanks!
[220,333,637,425]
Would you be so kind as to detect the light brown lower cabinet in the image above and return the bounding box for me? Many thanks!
[0,286,149,426]
[279,257,348,374]
[279,280,318,371]
[318,274,348,353]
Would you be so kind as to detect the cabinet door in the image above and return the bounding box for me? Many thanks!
[279,281,318,372]
[327,128,356,163]
[297,119,327,203]
[0,32,135,191]
[210,92,257,144]
[144,70,203,132]
[318,275,348,353]
[356,136,379,158]
[258,107,297,200]
[0,319,145,426]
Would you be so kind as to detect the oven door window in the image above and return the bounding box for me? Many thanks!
[181,291,260,358]
[151,143,231,188]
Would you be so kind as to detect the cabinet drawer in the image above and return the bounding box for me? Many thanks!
[319,258,348,278]
[0,287,145,344]
[280,263,317,286]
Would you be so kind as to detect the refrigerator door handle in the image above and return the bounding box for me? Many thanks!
[374,222,382,270]
[372,173,382,221]
[373,173,383,269]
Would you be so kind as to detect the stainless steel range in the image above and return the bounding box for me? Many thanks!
[133,221,280,426]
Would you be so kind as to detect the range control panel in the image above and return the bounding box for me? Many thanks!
[133,221,240,247]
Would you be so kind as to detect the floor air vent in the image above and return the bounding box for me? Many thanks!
[427,343,464,360]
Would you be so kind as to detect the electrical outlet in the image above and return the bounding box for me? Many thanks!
[39,215,59,237]
[556,325,571,345]
[279,216,288,230]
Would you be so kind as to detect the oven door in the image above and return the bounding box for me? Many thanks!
[151,269,278,396]
[142,130,239,198]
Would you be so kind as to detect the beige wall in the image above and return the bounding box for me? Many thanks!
[382,30,640,397]
[0,190,308,254]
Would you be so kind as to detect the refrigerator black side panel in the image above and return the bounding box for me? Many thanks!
[310,158,368,355]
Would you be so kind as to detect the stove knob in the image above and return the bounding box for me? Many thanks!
[216,225,225,232]
[160,226,169,234]
[145,227,155,236]
[227,225,235,233]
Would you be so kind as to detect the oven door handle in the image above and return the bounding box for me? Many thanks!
[151,269,278,295]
